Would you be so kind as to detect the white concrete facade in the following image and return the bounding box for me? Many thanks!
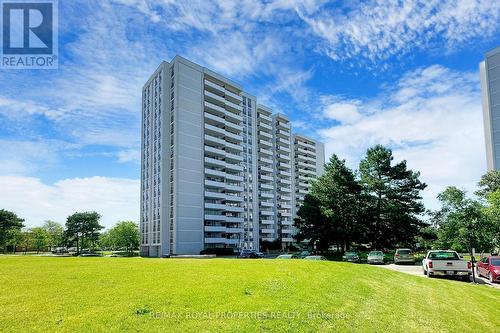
[292,134,325,222]
[481,46,500,171]
[141,56,325,256]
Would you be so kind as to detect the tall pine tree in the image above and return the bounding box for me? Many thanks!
[359,145,426,249]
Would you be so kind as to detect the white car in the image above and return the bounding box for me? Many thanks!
[422,250,471,281]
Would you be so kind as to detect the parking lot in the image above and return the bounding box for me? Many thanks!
[375,263,500,289]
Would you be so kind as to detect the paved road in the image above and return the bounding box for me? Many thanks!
[375,263,500,289]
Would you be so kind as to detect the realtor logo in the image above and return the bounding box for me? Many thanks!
[1,0,58,69]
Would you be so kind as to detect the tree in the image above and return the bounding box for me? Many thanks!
[294,155,364,251]
[0,209,25,253]
[6,228,23,253]
[476,170,500,198]
[359,145,427,249]
[30,227,49,254]
[20,229,34,254]
[108,221,140,256]
[483,190,500,252]
[65,212,104,254]
[432,187,495,253]
[98,231,113,250]
[42,220,64,251]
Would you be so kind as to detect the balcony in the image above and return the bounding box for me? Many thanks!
[205,100,226,117]
[258,122,272,131]
[225,194,244,202]
[297,140,316,149]
[260,210,274,216]
[282,237,294,242]
[225,172,243,182]
[204,225,226,232]
[259,165,273,173]
[260,200,274,206]
[204,214,228,221]
[204,237,228,244]
[225,89,242,103]
[258,113,272,123]
[260,174,273,182]
[260,219,274,225]
[205,90,226,106]
[258,148,273,156]
[261,228,275,234]
[204,191,226,199]
[225,99,243,113]
[260,192,274,198]
[204,167,225,178]
[225,183,244,192]
[258,130,273,139]
[277,137,290,145]
[276,121,290,130]
[226,216,244,223]
[260,183,273,190]
[277,153,290,162]
[204,179,225,189]
[258,139,272,148]
[259,157,273,165]
[226,227,244,233]
[204,134,243,152]
[204,156,225,168]
[276,129,289,139]
[204,79,225,95]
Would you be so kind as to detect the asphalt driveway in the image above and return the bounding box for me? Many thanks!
[375,263,500,289]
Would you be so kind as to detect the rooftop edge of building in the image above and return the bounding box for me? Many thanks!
[485,46,500,57]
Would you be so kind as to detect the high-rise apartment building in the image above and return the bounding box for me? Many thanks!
[480,46,500,171]
[140,56,324,257]
[293,135,325,218]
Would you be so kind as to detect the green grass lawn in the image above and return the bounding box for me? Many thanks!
[0,256,498,332]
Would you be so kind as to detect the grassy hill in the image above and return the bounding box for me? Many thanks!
[0,256,498,332]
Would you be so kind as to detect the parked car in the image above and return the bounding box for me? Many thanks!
[276,254,299,259]
[237,250,263,259]
[297,251,311,258]
[367,251,385,264]
[422,250,471,281]
[342,251,360,263]
[304,255,327,260]
[476,256,500,283]
[394,248,415,264]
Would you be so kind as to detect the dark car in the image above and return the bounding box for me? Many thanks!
[477,256,500,283]
[237,249,263,259]
[342,251,360,263]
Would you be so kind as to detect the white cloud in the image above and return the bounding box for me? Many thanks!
[296,0,500,63]
[323,100,362,124]
[0,176,139,229]
[318,65,486,209]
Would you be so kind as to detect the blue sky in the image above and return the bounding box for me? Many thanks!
[1,0,499,228]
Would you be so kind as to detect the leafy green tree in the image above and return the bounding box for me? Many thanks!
[65,212,103,254]
[30,227,49,253]
[294,194,331,251]
[108,221,140,256]
[359,145,427,249]
[98,231,113,250]
[483,190,500,252]
[6,228,24,253]
[476,170,500,198]
[0,209,25,253]
[42,220,64,251]
[20,229,34,254]
[294,155,364,251]
[432,187,495,253]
